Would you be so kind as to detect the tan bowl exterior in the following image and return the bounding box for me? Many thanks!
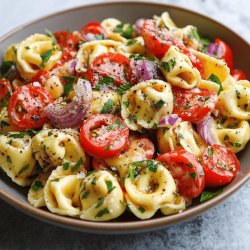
[0,0,249,234]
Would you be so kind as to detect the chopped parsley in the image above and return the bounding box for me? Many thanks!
[138,207,145,213]
[154,99,165,110]
[114,23,133,39]
[207,146,213,157]
[0,61,15,79]
[95,208,110,218]
[101,99,115,114]
[81,191,89,199]
[170,58,176,68]
[189,172,197,179]
[0,121,10,128]
[123,101,130,108]
[40,49,53,69]
[50,178,60,182]
[31,181,44,191]
[91,177,97,185]
[115,83,133,95]
[186,163,193,168]
[63,162,70,170]
[152,123,158,129]
[6,156,12,163]
[63,75,75,96]
[234,142,241,147]
[235,89,241,99]
[189,27,211,51]
[200,188,223,202]
[132,160,159,173]
[128,166,138,182]
[44,29,57,46]
[105,180,116,193]
[95,197,105,208]
[95,76,114,90]
[126,39,137,46]
[208,74,223,94]
[17,163,29,176]
[162,62,170,72]
[128,114,137,123]
[71,157,83,173]
[86,170,97,176]
[95,33,105,40]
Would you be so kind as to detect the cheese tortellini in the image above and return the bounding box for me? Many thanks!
[121,80,173,131]
[16,34,62,80]
[161,46,201,89]
[0,133,36,186]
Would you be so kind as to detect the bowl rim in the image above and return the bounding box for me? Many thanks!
[0,0,250,233]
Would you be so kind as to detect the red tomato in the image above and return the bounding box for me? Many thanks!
[92,158,108,170]
[80,22,107,41]
[156,150,205,200]
[214,38,234,71]
[202,145,240,187]
[0,78,12,107]
[30,70,49,84]
[231,69,248,81]
[141,19,184,59]
[86,53,132,86]
[54,31,80,51]
[8,83,53,129]
[80,114,129,158]
[172,87,218,123]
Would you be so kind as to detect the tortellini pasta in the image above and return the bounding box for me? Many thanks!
[124,161,181,219]
[218,80,250,120]
[157,121,206,156]
[3,43,19,62]
[16,34,62,80]
[161,46,201,89]
[80,170,125,221]
[153,12,177,30]
[32,129,86,171]
[0,133,36,186]
[0,107,16,133]
[121,80,173,131]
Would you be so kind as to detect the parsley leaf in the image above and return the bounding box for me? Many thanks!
[31,181,44,191]
[40,49,53,69]
[115,83,133,95]
[0,121,10,128]
[44,29,57,46]
[114,23,133,39]
[200,189,223,202]
[105,180,116,193]
[95,33,105,40]
[17,163,29,176]
[95,76,114,90]
[138,207,145,213]
[63,75,75,96]
[71,157,83,173]
[162,62,170,72]
[189,172,197,179]
[95,197,105,208]
[126,39,137,46]
[63,162,70,170]
[95,208,109,218]
[208,73,223,94]
[101,99,115,114]
[81,191,89,199]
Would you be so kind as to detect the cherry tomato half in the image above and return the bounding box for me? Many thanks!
[86,53,132,86]
[231,69,248,81]
[80,114,129,158]
[202,145,240,187]
[30,70,49,84]
[54,31,81,51]
[8,83,53,129]
[80,22,108,41]
[172,87,218,123]
[156,150,205,200]
[0,78,12,107]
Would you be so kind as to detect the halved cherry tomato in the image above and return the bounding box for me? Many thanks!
[0,78,12,107]
[156,150,205,200]
[80,22,107,41]
[54,31,81,51]
[214,38,234,71]
[92,158,108,170]
[80,114,129,158]
[86,53,132,86]
[8,83,53,129]
[172,87,218,123]
[202,145,240,187]
[231,69,248,81]
[30,70,49,84]
[141,19,184,59]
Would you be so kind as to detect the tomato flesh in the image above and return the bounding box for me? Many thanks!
[172,87,218,123]
[80,22,107,41]
[8,83,53,129]
[156,150,205,200]
[54,31,80,51]
[231,69,248,81]
[86,53,132,86]
[80,114,129,158]
[202,145,240,187]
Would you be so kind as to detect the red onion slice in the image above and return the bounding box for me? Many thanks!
[68,60,77,75]
[133,18,145,35]
[45,79,92,128]
[197,115,217,145]
[207,43,223,58]
[158,114,180,127]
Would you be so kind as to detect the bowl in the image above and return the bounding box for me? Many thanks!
[0,0,249,234]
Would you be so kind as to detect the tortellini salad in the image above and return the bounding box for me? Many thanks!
[0,12,249,222]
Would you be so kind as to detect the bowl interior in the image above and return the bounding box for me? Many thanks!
[0,1,250,233]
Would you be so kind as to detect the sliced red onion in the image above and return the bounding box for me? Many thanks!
[68,60,77,75]
[158,114,180,127]
[207,43,224,58]
[45,79,92,128]
[131,59,163,82]
[197,115,217,145]
[133,18,145,35]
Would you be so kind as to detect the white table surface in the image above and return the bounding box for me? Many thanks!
[0,0,249,249]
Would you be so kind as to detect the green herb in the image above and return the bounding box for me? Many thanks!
[128,166,138,182]
[0,121,10,128]
[63,75,75,96]
[234,142,241,147]
[0,97,8,108]
[91,177,97,185]
[162,62,170,72]
[189,27,211,49]
[138,207,145,213]
[26,129,40,136]
[224,135,229,141]
[95,208,109,218]
[236,89,241,99]
[17,163,29,175]
[81,191,89,199]
[44,29,57,45]
[71,157,83,173]
[155,99,165,110]
[7,132,27,138]
[95,33,105,40]
[162,127,169,135]
[170,58,176,68]
[208,74,223,94]
[115,83,133,95]
[101,99,115,114]
[200,189,223,202]
[6,156,12,163]
[126,39,137,46]
[186,163,193,168]
[105,180,116,193]
[95,197,105,208]
[189,172,197,179]
[25,46,30,50]
[114,23,133,39]
[95,76,114,90]
[207,146,213,157]
[123,101,130,108]
[63,162,70,170]
[128,114,137,123]
[152,123,158,129]
[40,49,53,69]
[51,178,60,182]
[204,96,210,102]
[0,61,15,78]
[129,54,144,60]
[31,181,44,191]
[86,170,97,176]
[132,160,158,173]
[106,119,121,131]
